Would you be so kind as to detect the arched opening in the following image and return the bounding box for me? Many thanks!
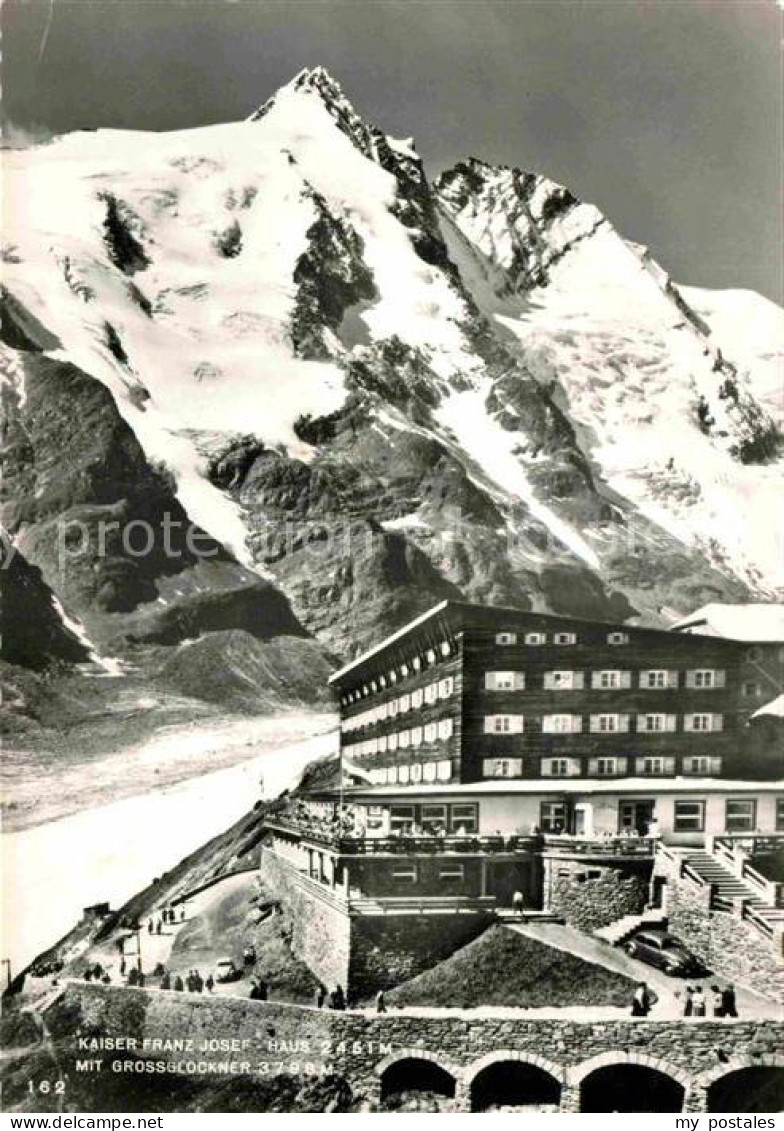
[380,1057,456,1111]
[707,1067,784,1113]
[470,1061,561,1112]
[580,1064,684,1113]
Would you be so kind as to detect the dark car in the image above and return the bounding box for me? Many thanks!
[624,929,702,976]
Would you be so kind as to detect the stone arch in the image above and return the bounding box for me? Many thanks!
[695,1054,784,1089]
[465,1049,567,1087]
[568,1051,691,1088]
[465,1050,564,1112]
[375,1047,460,1080]
[697,1056,784,1114]
[574,1053,687,1114]
[376,1048,459,1108]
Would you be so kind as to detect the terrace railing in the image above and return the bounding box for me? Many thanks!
[542,835,656,858]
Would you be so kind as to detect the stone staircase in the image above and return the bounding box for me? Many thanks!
[683,850,771,914]
[594,912,665,947]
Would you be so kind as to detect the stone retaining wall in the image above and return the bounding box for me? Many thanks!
[542,855,652,931]
[50,983,783,1112]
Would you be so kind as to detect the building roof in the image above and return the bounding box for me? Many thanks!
[672,603,784,643]
[317,777,782,800]
[329,598,740,686]
[752,693,784,721]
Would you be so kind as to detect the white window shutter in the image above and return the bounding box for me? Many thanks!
[571,715,582,733]
[514,672,526,690]
[715,670,726,688]
[588,758,599,775]
[618,714,630,732]
[511,715,525,734]
[484,716,496,734]
[712,714,723,732]
[573,672,585,690]
[685,670,697,689]
[617,757,628,773]
[620,671,632,689]
[591,673,602,690]
[666,714,677,732]
[589,715,601,733]
[667,670,679,688]
[684,714,694,732]
[541,760,553,777]
[485,673,496,690]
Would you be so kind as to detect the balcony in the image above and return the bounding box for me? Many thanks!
[265,818,537,856]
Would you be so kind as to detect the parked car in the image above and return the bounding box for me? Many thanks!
[214,958,242,984]
[624,929,702,976]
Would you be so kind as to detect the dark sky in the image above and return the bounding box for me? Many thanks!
[2,0,781,302]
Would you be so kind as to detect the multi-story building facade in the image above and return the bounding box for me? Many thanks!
[261,601,783,987]
[333,600,757,795]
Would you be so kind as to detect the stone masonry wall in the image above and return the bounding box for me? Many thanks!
[654,852,784,1003]
[542,856,652,932]
[50,983,783,1112]
[348,914,493,997]
[259,848,351,991]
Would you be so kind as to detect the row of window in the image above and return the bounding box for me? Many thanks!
[341,678,455,733]
[484,668,726,691]
[484,712,724,734]
[366,761,454,787]
[538,799,773,834]
[483,755,723,779]
[387,801,478,834]
[339,641,454,705]
[344,717,455,755]
[494,630,630,646]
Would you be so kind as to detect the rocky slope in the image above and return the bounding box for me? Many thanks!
[2,66,781,734]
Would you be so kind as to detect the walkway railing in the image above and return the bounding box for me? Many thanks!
[542,836,656,858]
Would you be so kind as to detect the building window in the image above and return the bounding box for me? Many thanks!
[410,763,423,782]
[641,669,673,689]
[439,863,465,882]
[685,713,722,732]
[542,714,581,734]
[747,646,763,662]
[592,670,630,689]
[483,757,522,778]
[424,683,438,704]
[607,631,629,644]
[422,804,447,831]
[485,671,521,691]
[595,714,619,732]
[637,713,677,733]
[412,657,422,672]
[686,669,725,689]
[484,715,524,734]
[399,693,411,713]
[541,757,579,777]
[438,677,454,698]
[673,800,705,832]
[683,755,721,775]
[725,799,757,833]
[425,649,436,664]
[440,641,451,657]
[554,632,577,645]
[437,717,454,740]
[399,730,410,748]
[743,681,762,698]
[389,805,415,832]
[436,760,452,782]
[411,689,424,709]
[422,763,436,783]
[540,801,568,833]
[424,722,437,743]
[524,632,546,645]
[388,765,399,784]
[636,756,676,776]
[391,864,418,885]
[776,798,784,832]
[544,670,583,690]
[411,726,423,746]
[590,757,625,776]
[495,632,517,645]
[450,804,478,834]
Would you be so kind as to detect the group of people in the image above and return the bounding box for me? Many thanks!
[82,961,112,985]
[146,907,183,935]
[315,982,346,1010]
[680,983,738,1018]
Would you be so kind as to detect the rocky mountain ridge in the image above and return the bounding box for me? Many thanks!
[2,66,782,740]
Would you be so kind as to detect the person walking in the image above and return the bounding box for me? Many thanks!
[156,919,162,935]
[332,984,346,1011]
[160,971,171,990]
[721,984,738,1018]
[315,983,327,1009]
[683,986,694,1017]
[147,919,154,935]
[631,982,652,1017]
[205,974,214,994]
[194,970,204,993]
[512,890,525,918]
[173,975,184,992]
[710,984,724,1017]
[375,990,387,1014]
[691,985,706,1017]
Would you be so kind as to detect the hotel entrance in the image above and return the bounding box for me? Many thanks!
[619,800,655,836]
